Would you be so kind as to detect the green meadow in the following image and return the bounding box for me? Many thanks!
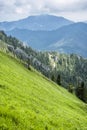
[0,51,87,130]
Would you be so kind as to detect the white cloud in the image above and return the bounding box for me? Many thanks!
[0,0,87,22]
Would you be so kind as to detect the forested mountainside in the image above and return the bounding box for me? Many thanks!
[36,51,87,101]
[0,30,87,102]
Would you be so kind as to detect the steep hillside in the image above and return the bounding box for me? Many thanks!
[0,30,87,101]
[6,22,87,57]
[0,31,87,102]
[0,14,73,31]
[0,51,87,130]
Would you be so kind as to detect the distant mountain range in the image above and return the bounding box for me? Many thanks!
[0,14,87,57]
[0,14,73,31]
[6,22,87,57]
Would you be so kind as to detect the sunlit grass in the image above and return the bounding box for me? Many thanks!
[0,51,87,130]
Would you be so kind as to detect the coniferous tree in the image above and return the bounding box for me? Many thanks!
[68,84,73,93]
[51,75,55,81]
[57,74,61,85]
[27,57,31,70]
[76,81,85,102]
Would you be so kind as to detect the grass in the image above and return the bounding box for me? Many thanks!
[0,40,7,51]
[0,51,87,130]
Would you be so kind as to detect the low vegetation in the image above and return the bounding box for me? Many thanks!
[0,50,87,130]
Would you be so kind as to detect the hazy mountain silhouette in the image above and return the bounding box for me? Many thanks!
[0,14,73,31]
[6,22,87,57]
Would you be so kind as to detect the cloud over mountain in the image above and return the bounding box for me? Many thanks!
[0,0,87,21]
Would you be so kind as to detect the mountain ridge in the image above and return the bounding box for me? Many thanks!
[6,22,87,57]
[0,14,74,31]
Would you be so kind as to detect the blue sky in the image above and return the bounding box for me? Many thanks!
[0,0,87,22]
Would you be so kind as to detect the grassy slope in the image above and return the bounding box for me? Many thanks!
[0,51,87,130]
